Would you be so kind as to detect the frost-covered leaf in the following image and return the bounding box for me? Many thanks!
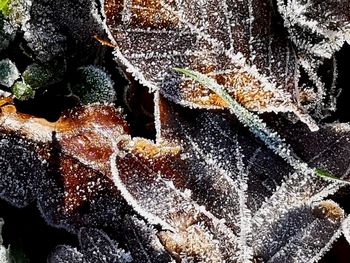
[79,228,132,263]
[157,95,350,262]
[277,0,350,59]
[50,228,132,263]
[122,216,174,263]
[0,103,128,231]
[276,0,350,117]
[0,0,349,262]
[49,245,84,263]
[0,133,46,207]
[103,0,320,130]
[1,95,350,262]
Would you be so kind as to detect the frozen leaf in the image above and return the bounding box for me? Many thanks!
[103,0,319,130]
[0,133,47,207]
[156,95,350,262]
[276,0,350,117]
[24,0,106,62]
[49,245,84,263]
[122,216,174,263]
[255,200,344,263]
[79,228,132,263]
[1,94,350,262]
[50,228,132,263]
[277,0,350,59]
[0,102,129,231]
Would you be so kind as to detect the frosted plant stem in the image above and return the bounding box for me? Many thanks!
[173,68,349,184]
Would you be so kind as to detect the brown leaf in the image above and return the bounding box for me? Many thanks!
[103,0,320,129]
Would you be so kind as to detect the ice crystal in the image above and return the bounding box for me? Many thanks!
[277,0,350,59]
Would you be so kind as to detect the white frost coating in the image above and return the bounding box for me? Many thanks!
[0,245,9,263]
[299,57,326,116]
[108,134,176,232]
[310,163,350,203]
[277,0,350,58]
[0,114,54,143]
[160,0,295,99]
[308,212,344,263]
[121,0,132,23]
[161,174,238,244]
[100,6,160,93]
[327,57,340,112]
[183,132,239,192]
[8,0,32,29]
[268,214,343,263]
[0,90,11,97]
[153,91,162,144]
[234,145,254,263]
[329,122,350,133]
[342,215,350,245]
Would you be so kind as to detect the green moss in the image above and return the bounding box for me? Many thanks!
[72,65,116,104]
[22,63,56,89]
[0,0,9,16]
[11,81,34,100]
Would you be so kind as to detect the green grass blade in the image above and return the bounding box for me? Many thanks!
[0,0,10,16]
[174,67,350,184]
